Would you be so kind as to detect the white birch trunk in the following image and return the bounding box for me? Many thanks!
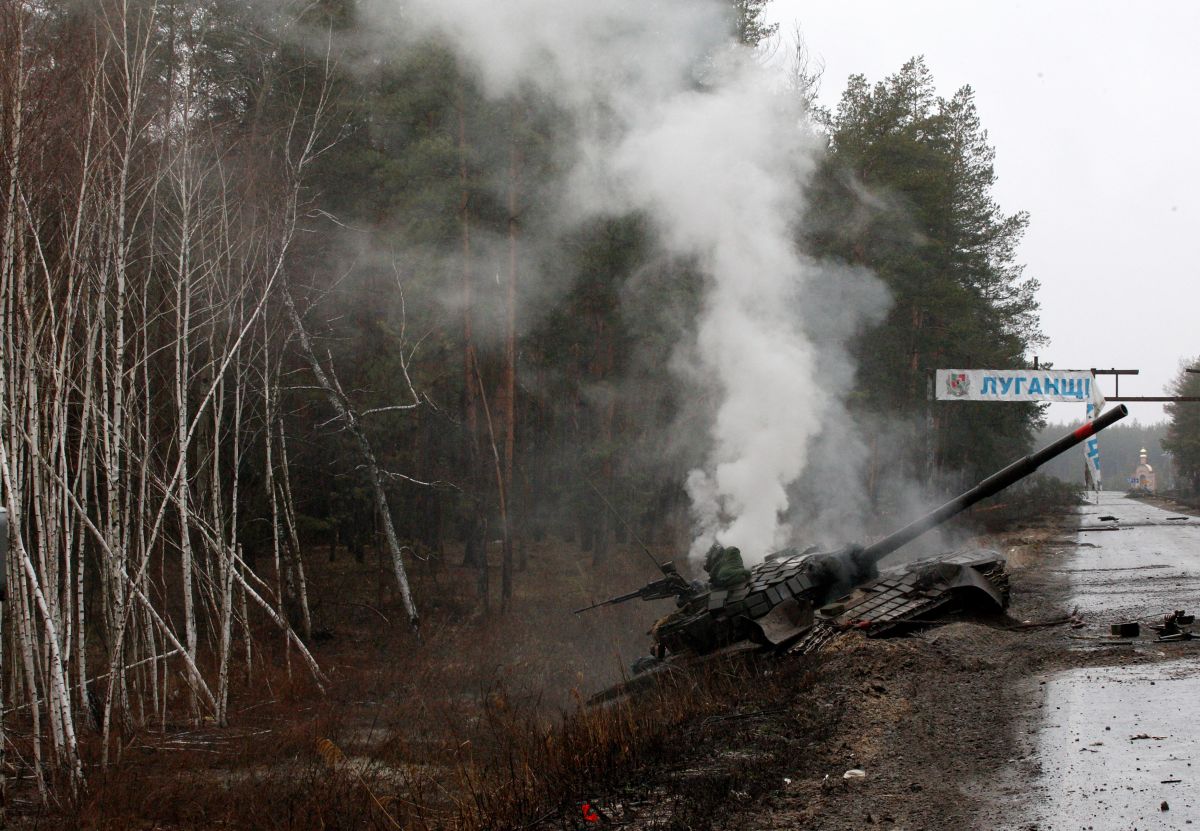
[281,285,421,633]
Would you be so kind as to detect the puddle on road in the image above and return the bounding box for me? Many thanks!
[1030,659,1199,830]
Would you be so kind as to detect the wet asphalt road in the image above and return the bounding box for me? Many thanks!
[1068,493,1200,620]
[1029,492,1200,831]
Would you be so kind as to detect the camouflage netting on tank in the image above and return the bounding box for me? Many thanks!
[704,544,750,589]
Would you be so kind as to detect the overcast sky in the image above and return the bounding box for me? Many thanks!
[767,0,1198,425]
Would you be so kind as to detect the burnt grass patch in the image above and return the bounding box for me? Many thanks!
[527,628,1026,831]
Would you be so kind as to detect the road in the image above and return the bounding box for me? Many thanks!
[1027,491,1200,830]
[1067,492,1200,620]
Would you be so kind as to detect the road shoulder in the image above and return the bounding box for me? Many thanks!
[546,514,1089,831]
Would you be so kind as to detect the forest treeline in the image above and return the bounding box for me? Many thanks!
[0,0,1044,790]
[1038,360,1200,494]
[1039,421,1168,488]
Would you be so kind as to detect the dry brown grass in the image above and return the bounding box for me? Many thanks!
[22,538,770,830]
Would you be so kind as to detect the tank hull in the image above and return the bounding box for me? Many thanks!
[653,547,1007,659]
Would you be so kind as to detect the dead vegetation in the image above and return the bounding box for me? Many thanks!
[1,538,744,829]
[970,475,1085,533]
[1,513,1084,830]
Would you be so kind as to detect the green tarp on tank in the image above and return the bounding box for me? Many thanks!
[704,543,750,589]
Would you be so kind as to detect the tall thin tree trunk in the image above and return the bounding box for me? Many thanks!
[457,82,489,604]
[276,418,312,639]
[174,153,199,721]
[500,104,521,610]
[281,285,420,633]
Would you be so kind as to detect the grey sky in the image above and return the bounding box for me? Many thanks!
[768,0,1199,425]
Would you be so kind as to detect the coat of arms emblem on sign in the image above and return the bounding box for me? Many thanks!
[945,372,970,397]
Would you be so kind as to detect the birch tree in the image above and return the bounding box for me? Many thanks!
[0,0,336,790]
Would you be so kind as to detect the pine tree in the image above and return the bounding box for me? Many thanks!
[732,0,779,46]
[807,58,1043,483]
[1163,360,1200,494]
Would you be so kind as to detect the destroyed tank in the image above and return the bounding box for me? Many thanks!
[579,405,1129,683]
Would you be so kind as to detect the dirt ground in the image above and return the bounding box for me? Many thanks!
[1132,492,1200,518]
[522,514,1167,831]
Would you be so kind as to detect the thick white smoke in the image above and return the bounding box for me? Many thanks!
[380,0,875,565]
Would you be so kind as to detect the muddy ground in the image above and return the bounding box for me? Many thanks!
[527,514,1172,831]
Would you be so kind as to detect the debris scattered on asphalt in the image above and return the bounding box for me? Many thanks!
[1110,621,1140,638]
[1152,610,1195,642]
[1079,519,1198,530]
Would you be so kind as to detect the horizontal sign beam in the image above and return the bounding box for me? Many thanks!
[1109,396,1200,403]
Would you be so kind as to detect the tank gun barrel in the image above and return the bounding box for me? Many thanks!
[573,563,695,614]
[859,404,1128,565]
[573,588,645,614]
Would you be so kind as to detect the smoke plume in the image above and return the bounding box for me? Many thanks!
[375,0,886,564]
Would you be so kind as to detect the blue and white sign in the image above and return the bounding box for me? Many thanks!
[935,369,1101,403]
[1085,400,1103,488]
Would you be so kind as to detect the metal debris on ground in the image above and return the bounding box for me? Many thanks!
[1110,621,1140,638]
[1152,610,1195,642]
[1098,610,1196,644]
